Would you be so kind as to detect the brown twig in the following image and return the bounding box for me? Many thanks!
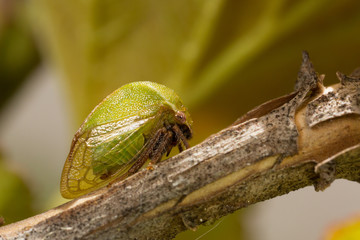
[0,52,360,240]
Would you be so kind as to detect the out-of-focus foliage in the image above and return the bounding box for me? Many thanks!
[0,0,37,226]
[175,211,243,240]
[29,0,216,121]
[0,1,40,110]
[0,153,34,224]
[27,0,360,133]
[324,215,360,240]
[0,0,360,239]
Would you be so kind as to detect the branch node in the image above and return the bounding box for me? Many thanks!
[314,161,336,191]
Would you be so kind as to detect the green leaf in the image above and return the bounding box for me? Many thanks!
[0,155,34,224]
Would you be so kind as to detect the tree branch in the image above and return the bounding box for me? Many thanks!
[1,52,360,240]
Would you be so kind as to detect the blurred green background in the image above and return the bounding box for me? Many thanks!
[1,0,360,239]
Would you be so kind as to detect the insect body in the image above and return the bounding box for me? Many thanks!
[60,81,192,199]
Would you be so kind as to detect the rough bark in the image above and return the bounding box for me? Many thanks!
[1,52,360,240]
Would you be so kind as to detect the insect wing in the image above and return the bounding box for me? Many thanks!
[60,116,156,199]
[88,117,152,174]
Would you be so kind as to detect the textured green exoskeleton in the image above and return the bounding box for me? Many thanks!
[60,82,192,199]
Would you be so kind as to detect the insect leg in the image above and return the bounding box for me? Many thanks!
[177,142,184,153]
[128,127,166,175]
[150,131,173,165]
[165,131,176,156]
[166,142,173,156]
[172,124,190,149]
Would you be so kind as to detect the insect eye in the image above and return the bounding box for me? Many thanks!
[175,111,186,124]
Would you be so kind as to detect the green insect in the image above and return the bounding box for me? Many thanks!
[60,81,192,199]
